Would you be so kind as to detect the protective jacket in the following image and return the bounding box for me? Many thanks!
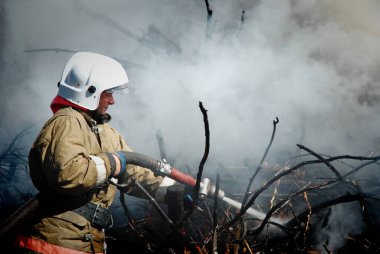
[19,107,162,253]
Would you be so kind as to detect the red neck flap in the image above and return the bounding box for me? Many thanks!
[50,95,89,114]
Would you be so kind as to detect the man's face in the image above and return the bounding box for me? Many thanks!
[96,91,115,115]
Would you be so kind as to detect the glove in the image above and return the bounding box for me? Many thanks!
[115,151,127,177]
[114,151,171,178]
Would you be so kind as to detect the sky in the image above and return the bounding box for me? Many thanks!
[1,0,380,250]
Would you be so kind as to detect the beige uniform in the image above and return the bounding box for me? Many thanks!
[26,107,162,253]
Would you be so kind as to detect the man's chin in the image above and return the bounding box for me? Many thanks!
[90,110,111,123]
[96,109,107,115]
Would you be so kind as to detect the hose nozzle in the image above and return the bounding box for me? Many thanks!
[199,177,225,200]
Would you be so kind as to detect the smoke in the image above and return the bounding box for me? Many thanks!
[315,203,366,251]
[1,0,380,250]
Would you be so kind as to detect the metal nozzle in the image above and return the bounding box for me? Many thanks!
[199,178,225,200]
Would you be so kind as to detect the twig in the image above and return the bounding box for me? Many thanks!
[321,207,332,228]
[179,102,210,225]
[270,179,281,210]
[133,180,177,230]
[110,179,178,232]
[323,243,332,254]
[204,0,212,18]
[288,203,302,230]
[221,154,380,232]
[297,144,343,181]
[247,181,335,236]
[344,160,380,178]
[286,193,362,228]
[212,174,220,254]
[195,101,210,200]
[0,127,31,162]
[241,117,279,209]
[119,192,138,230]
[303,191,312,248]
[202,200,213,223]
[119,192,153,251]
[244,239,254,254]
[156,129,168,161]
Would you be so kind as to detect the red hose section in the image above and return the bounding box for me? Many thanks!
[169,168,197,187]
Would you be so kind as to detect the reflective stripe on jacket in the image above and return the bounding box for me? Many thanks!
[16,235,103,254]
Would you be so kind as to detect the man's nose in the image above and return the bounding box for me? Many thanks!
[108,94,115,105]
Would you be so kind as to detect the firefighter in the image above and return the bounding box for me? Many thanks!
[15,52,167,253]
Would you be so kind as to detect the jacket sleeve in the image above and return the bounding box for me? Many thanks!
[40,115,110,196]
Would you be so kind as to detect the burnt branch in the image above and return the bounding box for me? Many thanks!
[195,101,210,199]
[0,127,30,162]
[110,179,179,234]
[297,144,343,181]
[118,192,154,251]
[212,174,220,253]
[204,0,212,18]
[179,102,210,227]
[344,160,380,178]
[285,192,362,228]
[132,180,177,230]
[248,181,336,236]
[241,117,279,209]
[219,152,380,233]
[119,192,138,230]
[156,129,168,161]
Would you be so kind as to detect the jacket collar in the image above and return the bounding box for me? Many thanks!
[50,95,111,124]
[50,95,89,114]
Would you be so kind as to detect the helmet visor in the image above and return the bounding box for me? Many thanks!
[105,83,129,94]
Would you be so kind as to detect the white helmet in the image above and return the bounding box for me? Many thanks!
[57,52,129,110]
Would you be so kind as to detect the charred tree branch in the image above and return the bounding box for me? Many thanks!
[241,117,279,209]
[179,102,210,226]
[132,180,177,230]
[297,144,343,181]
[219,153,380,233]
[195,101,210,199]
[119,192,154,251]
[156,129,168,161]
[248,181,335,236]
[119,192,138,231]
[286,192,362,228]
[204,0,212,18]
[212,174,220,253]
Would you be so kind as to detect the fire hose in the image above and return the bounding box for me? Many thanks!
[122,152,225,199]
[0,151,284,242]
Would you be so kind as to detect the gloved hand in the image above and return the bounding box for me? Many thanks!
[113,151,165,199]
[115,151,127,178]
[114,151,171,178]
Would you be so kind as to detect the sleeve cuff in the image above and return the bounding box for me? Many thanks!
[89,155,107,186]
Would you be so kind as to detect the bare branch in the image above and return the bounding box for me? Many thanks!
[241,117,279,209]
[297,144,343,181]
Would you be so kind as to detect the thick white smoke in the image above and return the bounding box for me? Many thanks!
[1,0,380,161]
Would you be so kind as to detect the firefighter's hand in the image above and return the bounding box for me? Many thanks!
[114,151,127,178]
